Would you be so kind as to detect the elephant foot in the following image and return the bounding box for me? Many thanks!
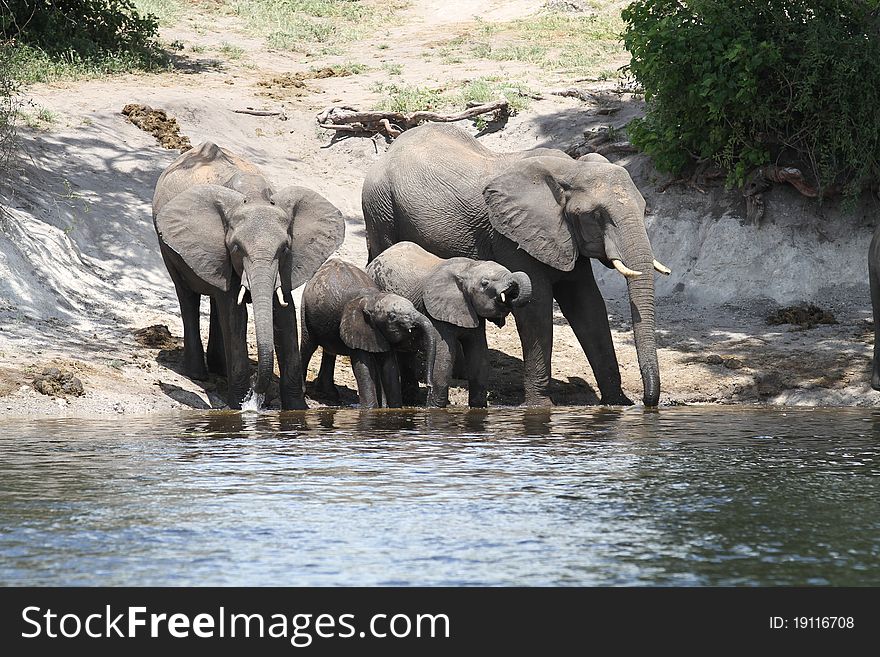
[521,393,553,408]
[468,387,488,408]
[310,383,341,403]
[206,353,226,377]
[402,390,422,407]
[282,394,309,411]
[426,386,449,408]
[600,390,634,406]
[184,363,209,381]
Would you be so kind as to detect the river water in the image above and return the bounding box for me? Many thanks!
[1,407,879,586]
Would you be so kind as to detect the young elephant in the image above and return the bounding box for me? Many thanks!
[300,259,437,408]
[366,241,532,407]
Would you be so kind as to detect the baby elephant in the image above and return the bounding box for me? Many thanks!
[301,259,437,408]
[366,241,532,407]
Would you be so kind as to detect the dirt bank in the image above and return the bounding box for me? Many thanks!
[1,0,878,417]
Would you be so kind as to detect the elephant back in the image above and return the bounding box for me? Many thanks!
[153,142,265,217]
[366,241,442,313]
[303,259,378,323]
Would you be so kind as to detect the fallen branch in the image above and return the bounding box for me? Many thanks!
[316,100,510,138]
[756,165,819,197]
[233,109,285,117]
[548,87,598,102]
[595,141,637,156]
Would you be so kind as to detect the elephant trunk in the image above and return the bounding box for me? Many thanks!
[617,217,660,407]
[418,315,438,390]
[245,263,277,397]
[501,271,532,308]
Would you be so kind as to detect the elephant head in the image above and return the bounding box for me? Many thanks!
[423,257,532,328]
[483,156,668,406]
[340,290,438,388]
[155,180,344,396]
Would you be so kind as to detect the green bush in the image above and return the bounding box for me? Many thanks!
[622,0,880,198]
[1,41,19,168]
[1,0,163,76]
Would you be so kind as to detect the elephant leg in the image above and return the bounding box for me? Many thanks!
[398,351,422,406]
[299,319,318,378]
[206,298,226,376]
[274,299,307,410]
[427,325,458,408]
[462,328,489,408]
[311,351,340,402]
[553,269,631,405]
[379,351,402,408]
[350,350,380,409]
[451,342,467,379]
[512,278,554,407]
[872,263,880,391]
[216,296,250,409]
[172,280,207,381]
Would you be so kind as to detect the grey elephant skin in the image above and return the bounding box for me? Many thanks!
[152,142,344,409]
[300,258,438,408]
[362,123,665,407]
[367,241,531,407]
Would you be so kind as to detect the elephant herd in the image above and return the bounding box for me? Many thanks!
[152,123,671,411]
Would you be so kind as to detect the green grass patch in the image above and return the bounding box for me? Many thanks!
[373,77,534,114]
[382,62,403,76]
[438,3,628,77]
[328,61,369,75]
[219,42,245,59]
[6,43,169,84]
[133,0,185,26]
[225,0,406,52]
[373,83,445,113]
[18,105,58,130]
[459,77,533,113]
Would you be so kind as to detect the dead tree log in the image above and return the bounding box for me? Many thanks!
[316,100,510,138]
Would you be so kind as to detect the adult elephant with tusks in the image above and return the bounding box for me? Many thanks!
[362,124,669,407]
[153,142,344,410]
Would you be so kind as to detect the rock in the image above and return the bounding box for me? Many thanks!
[706,354,724,365]
[723,358,744,370]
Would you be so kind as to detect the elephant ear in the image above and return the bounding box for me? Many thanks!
[483,157,578,271]
[423,258,479,329]
[272,186,345,290]
[155,184,243,291]
[340,296,390,353]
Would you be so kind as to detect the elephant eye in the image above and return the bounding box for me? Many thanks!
[481,279,490,288]
[270,200,276,206]
[230,243,240,254]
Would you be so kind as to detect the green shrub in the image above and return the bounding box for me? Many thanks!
[1,41,19,169]
[622,0,880,198]
[1,0,164,76]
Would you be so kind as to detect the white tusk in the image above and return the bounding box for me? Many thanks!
[653,259,671,275]
[276,287,288,307]
[612,259,643,278]
[500,292,507,304]
[237,286,247,305]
